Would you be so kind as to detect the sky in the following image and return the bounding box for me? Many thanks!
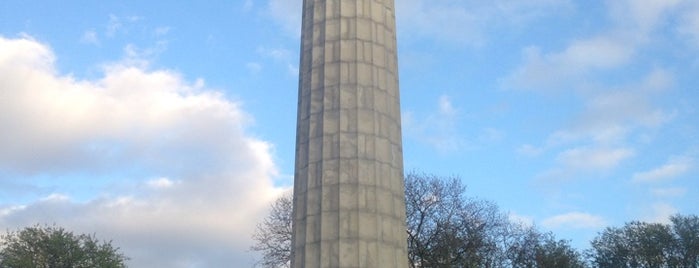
[1,0,698,267]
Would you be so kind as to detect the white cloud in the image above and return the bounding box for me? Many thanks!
[80,30,99,45]
[678,2,699,48]
[558,147,634,170]
[501,0,692,93]
[40,193,71,202]
[243,0,254,11]
[438,95,457,117]
[105,14,142,38]
[404,95,466,153]
[246,62,263,74]
[502,35,635,92]
[633,156,693,183]
[257,46,292,61]
[396,0,573,45]
[256,46,297,76]
[643,202,678,224]
[266,0,572,45]
[651,187,687,198]
[509,212,534,227]
[154,26,171,37]
[524,67,677,180]
[538,146,634,180]
[0,36,283,267]
[542,212,606,229]
[267,0,302,37]
[608,0,683,38]
[517,144,544,157]
[479,127,505,143]
[146,177,177,189]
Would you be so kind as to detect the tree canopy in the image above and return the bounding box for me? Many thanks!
[251,172,699,268]
[0,224,128,268]
[589,214,699,268]
[252,172,585,268]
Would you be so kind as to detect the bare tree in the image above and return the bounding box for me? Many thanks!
[251,193,293,268]
[251,172,587,268]
[405,172,511,267]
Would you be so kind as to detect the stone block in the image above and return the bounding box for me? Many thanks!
[338,158,358,184]
[292,1,407,266]
[358,211,378,239]
[339,210,358,238]
[339,240,359,266]
[357,18,372,41]
[340,62,356,85]
[340,0,356,18]
[339,184,358,210]
[357,133,376,159]
[357,86,374,109]
[357,109,375,134]
[340,40,356,62]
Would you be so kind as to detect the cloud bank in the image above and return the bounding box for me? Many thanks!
[0,36,283,267]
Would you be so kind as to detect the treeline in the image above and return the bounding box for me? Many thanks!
[252,172,699,268]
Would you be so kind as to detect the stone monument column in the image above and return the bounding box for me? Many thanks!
[291,0,408,267]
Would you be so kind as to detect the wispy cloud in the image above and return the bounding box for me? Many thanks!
[243,0,254,12]
[677,2,699,48]
[643,202,678,224]
[558,147,634,171]
[538,146,634,180]
[542,212,606,229]
[633,156,693,183]
[255,46,297,76]
[403,95,466,153]
[502,36,635,92]
[246,62,263,74]
[502,0,693,93]
[396,0,573,45]
[523,68,676,179]
[509,212,534,227]
[651,187,687,198]
[105,14,142,38]
[267,0,302,37]
[80,30,99,45]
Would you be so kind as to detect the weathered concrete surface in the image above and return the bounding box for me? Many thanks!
[291,0,408,267]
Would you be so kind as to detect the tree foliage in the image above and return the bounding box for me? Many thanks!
[405,172,509,267]
[253,172,699,268]
[589,214,699,268]
[252,172,586,268]
[405,172,585,268]
[505,225,586,268]
[671,214,699,267]
[0,224,127,268]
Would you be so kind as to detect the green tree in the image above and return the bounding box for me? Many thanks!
[506,225,586,268]
[534,233,587,268]
[589,215,699,268]
[590,222,675,267]
[670,214,699,268]
[0,224,127,268]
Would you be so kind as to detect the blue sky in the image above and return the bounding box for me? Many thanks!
[1,0,698,267]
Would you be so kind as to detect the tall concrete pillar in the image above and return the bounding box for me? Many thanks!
[291,0,407,267]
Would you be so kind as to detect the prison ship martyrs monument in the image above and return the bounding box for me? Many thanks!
[291,0,409,267]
